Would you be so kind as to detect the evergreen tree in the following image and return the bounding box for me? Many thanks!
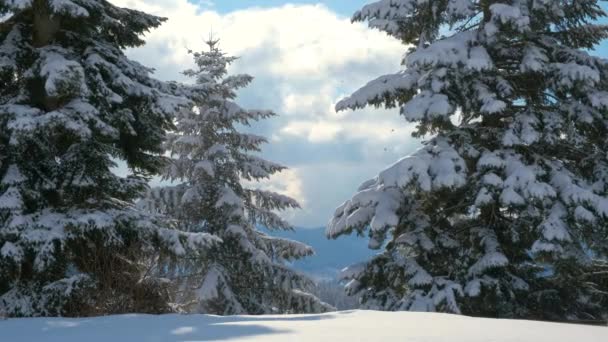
[328,0,608,321]
[139,38,333,315]
[0,0,215,317]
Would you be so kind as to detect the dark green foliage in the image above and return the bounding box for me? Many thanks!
[0,0,209,317]
[329,0,608,322]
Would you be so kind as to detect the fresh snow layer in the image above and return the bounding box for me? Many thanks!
[1,310,606,342]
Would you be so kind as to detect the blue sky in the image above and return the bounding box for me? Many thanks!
[118,0,412,228]
[117,0,608,228]
[198,0,368,15]
[203,0,608,71]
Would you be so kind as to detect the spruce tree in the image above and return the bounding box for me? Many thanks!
[139,38,332,315]
[328,0,608,321]
[0,0,214,317]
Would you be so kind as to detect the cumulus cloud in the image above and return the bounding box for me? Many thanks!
[247,169,306,206]
[281,116,417,143]
[243,168,306,223]
[113,0,420,226]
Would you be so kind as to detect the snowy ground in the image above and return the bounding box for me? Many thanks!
[2,310,606,342]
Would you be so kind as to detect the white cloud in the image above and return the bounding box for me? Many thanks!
[281,113,417,143]
[281,120,342,143]
[117,2,402,73]
[249,168,306,206]
[112,0,420,226]
[241,168,306,224]
[282,90,336,118]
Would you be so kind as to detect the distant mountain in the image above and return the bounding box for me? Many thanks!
[263,227,376,281]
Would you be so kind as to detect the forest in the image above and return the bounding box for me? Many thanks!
[1,0,608,329]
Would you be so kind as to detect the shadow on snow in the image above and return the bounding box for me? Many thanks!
[1,313,338,342]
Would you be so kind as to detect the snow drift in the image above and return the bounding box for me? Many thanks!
[1,310,606,342]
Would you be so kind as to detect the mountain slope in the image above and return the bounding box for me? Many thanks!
[263,227,375,280]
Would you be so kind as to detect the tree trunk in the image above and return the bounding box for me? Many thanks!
[480,0,492,23]
[32,0,60,48]
[31,0,62,110]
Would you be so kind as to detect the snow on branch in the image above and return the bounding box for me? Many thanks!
[327,137,466,239]
[335,71,419,111]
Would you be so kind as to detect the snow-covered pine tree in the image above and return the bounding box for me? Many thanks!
[328,0,608,321]
[142,38,333,315]
[0,0,215,317]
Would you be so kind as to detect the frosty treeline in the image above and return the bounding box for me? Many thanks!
[0,0,327,317]
[329,0,608,321]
